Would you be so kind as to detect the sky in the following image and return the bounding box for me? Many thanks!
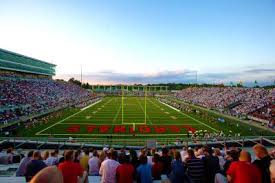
[0,0,274,85]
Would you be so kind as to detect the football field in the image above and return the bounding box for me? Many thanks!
[35,96,219,137]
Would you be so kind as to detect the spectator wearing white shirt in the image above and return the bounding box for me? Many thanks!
[45,150,59,166]
[89,150,100,175]
[99,150,120,183]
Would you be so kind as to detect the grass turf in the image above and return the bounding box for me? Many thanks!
[18,96,273,138]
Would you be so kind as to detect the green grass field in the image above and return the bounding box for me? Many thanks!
[26,96,273,138]
[34,97,219,137]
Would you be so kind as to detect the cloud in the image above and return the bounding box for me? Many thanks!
[55,66,275,86]
[56,70,197,84]
[244,68,275,73]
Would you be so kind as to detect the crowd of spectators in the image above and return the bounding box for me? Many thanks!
[0,76,96,125]
[249,104,275,126]
[175,87,275,118]
[0,144,274,183]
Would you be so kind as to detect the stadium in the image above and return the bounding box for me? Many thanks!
[0,1,275,183]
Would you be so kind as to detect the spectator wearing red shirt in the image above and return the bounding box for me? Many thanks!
[58,150,88,183]
[116,153,135,183]
[152,153,163,180]
[227,150,261,183]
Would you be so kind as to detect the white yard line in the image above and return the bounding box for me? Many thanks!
[37,133,189,136]
[59,123,201,125]
[158,100,219,132]
[113,101,122,123]
[36,100,102,135]
[81,99,102,111]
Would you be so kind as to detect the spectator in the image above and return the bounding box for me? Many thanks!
[169,151,185,183]
[227,150,261,183]
[223,150,239,175]
[180,146,188,162]
[73,150,80,163]
[129,149,139,168]
[58,150,87,183]
[45,150,59,166]
[88,150,100,175]
[16,151,33,176]
[152,153,163,180]
[80,149,89,171]
[25,151,47,182]
[99,150,120,183]
[202,146,220,183]
[6,148,14,164]
[160,147,172,175]
[253,144,272,183]
[88,148,94,158]
[136,154,152,183]
[116,153,135,183]
[42,151,49,161]
[186,149,205,183]
[213,148,226,170]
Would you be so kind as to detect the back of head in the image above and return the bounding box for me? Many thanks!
[30,166,63,183]
[84,149,89,156]
[213,148,221,156]
[50,151,56,157]
[153,153,160,163]
[162,148,168,155]
[187,149,195,158]
[174,151,181,161]
[111,150,118,160]
[139,154,148,165]
[28,151,34,158]
[253,144,268,159]
[93,150,98,157]
[118,153,126,164]
[239,150,251,162]
[203,146,212,155]
[33,151,42,160]
[64,150,74,161]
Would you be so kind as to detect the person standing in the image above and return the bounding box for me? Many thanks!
[58,150,87,183]
[99,150,120,183]
[253,144,272,183]
[25,151,47,182]
[202,146,220,183]
[116,153,135,183]
[227,150,261,183]
[136,154,152,183]
[169,151,185,183]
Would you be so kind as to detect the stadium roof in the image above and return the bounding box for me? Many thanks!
[0,48,56,66]
[0,48,56,76]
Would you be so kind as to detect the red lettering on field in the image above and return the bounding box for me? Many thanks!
[153,126,166,133]
[168,125,181,133]
[113,125,126,133]
[99,125,111,133]
[67,125,80,133]
[87,125,96,133]
[139,125,151,133]
[182,125,196,133]
[129,126,135,133]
